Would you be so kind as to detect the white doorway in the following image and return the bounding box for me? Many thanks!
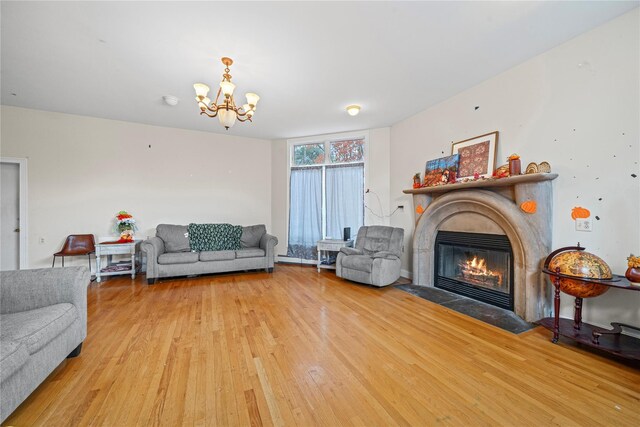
[1,157,28,270]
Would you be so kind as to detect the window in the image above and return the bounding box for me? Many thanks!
[287,136,365,260]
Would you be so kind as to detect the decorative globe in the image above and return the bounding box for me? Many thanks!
[548,250,613,298]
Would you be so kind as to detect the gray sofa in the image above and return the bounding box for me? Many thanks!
[336,225,404,287]
[0,267,90,423]
[141,224,278,284]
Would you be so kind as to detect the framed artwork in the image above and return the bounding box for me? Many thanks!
[451,131,498,179]
[423,154,459,187]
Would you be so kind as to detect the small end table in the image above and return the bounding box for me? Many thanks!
[317,239,353,272]
[95,241,139,283]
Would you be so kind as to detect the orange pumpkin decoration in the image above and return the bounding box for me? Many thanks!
[520,200,537,214]
[416,205,425,215]
[571,206,591,220]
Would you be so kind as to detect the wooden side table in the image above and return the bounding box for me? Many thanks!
[95,241,138,283]
[317,239,353,272]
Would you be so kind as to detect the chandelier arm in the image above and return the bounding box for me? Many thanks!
[213,87,223,106]
[237,116,253,123]
[200,110,219,118]
[227,96,238,110]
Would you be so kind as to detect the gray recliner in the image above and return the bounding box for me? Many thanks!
[336,226,404,287]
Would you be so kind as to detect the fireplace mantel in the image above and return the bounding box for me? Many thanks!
[404,173,558,322]
[403,173,558,196]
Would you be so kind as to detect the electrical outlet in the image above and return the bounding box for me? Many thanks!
[575,218,593,232]
[39,237,45,244]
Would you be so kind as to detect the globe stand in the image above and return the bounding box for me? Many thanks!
[539,246,640,361]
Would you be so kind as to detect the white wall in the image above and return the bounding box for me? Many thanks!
[390,10,640,326]
[270,127,392,258]
[0,106,272,268]
[271,138,289,257]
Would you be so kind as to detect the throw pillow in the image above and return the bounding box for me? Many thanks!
[241,224,266,248]
[188,223,243,252]
[156,224,190,252]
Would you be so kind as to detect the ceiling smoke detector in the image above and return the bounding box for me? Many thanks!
[163,95,179,106]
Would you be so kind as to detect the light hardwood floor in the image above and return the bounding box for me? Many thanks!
[5,264,639,426]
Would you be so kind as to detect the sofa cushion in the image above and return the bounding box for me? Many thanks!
[0,303,78,355]
[158,252,199,265]
[235,248,266,259]
[200,250,236,262]
[341,255,373,273]
[0,340,29,383]
[157,224,190,252]
[241,225,266,248]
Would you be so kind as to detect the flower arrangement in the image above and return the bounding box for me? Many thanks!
[628,254,640,269]
[115,210,137,241]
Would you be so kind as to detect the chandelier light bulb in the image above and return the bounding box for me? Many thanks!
[243,104,255,117]
[220,81,236,97]
[246,92,260,107]
[346,105,361,116]
[193,83,210,99]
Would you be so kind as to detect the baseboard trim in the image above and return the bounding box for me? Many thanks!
[401,269,412,280]
[277,255,316,265]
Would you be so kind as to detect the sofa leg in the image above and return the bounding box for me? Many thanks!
[268,267,273,273]
[147,278,156,285]
[67,342,83,358]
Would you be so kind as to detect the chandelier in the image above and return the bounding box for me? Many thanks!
[193,57,259,130]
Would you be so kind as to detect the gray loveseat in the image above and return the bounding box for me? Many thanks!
[336,225,404,287]
[141,224,278,284]
[0,267,90,423]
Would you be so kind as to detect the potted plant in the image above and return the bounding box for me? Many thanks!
[626,254,640,284]
[115,210,138,242]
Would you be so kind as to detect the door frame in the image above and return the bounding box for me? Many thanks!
[1,157,28,269]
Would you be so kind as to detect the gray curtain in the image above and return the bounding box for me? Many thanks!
[287,167,322,259]
[326,164,364,240]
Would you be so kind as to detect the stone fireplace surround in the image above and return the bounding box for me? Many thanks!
[404,174,558,322]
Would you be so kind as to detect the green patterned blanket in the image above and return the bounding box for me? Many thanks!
[187,223,243,252]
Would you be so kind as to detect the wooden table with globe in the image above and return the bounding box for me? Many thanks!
[539,244,640,360]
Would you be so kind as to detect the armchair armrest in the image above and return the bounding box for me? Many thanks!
[372,251,400,260]
[0,267,90,338]
[340,247,363,256]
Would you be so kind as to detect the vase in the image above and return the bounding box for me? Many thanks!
[625,267,640,284]
[119,229,134,242]
[509,158,521,175]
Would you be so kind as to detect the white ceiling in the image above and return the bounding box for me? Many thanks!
[1,1,638,140]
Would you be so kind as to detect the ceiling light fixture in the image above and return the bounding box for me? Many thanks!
[346,104,361,116]
[193,57,259,130]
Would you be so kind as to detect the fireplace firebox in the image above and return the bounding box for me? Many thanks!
[434,231,514,310]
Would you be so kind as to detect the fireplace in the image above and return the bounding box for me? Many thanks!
[403,173,558,322]
[434,231,514,310]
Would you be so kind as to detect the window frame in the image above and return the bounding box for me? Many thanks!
[287,131,369,248]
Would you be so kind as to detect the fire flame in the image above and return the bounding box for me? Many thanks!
[460,256,503,286]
